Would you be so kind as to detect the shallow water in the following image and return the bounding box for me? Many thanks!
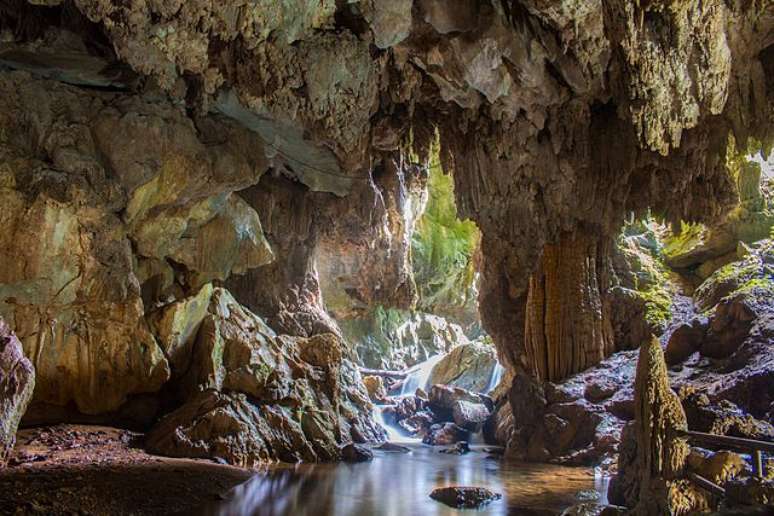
[199,444,603,516]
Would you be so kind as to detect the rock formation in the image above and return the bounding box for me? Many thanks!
[608,337,700,515]
[0,319,35,466]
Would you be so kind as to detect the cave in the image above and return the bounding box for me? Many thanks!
[0,1,773,515]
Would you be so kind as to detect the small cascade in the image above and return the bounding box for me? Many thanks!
[399,354,446,395]
[483,363,505,394]
[373,405,421,444]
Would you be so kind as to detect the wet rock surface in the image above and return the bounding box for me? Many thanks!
[429,486,502,509]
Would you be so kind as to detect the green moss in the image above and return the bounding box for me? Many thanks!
[640,286,673,328]
[662,221,706,262]
[618,217,675,329]
[411,145,480,316]
[724,277,774,303]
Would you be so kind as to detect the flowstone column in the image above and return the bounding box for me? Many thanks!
[523,229,614,382]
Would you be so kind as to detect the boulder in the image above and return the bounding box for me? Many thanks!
[584,379,619,402]
[702,296,755,359]
[725,478,774,507]
[452,400,491,432]
[428,384,493,419]
[665,319,707,365]
[146,390,322,465]
[362,376,387,402]
[427,341,498,393]
[423,423,469,446]
[439,441,470,455]
[681,393,774,440]
[399,412,435,437]
[341,443,373,462]
[429,487,502,509]
[147,288,383,464]
[0,319,35,466]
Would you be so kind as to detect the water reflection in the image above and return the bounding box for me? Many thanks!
[199,445,598,516]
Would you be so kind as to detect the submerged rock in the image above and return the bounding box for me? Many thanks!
[439,441,470,455]
[429,486,502,509]
[375,442,411,453]
[0,319,35,466]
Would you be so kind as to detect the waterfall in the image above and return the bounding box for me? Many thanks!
[484,363,505,394]
[399,354,446,395]
[373,405,421,444]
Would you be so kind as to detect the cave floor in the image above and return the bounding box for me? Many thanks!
[0,425,252,515]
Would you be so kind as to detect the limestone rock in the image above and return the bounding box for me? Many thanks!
[428,384,493,418]
[725,478,774,507]
[362,376,387,403]
[428,341,498,393]
[681,393,774,441]
[423,423,469,446]
[343,311,468,372]
[147,287,382,464]
[0,319,35,466]
[341,443,373,463]
[146,390,319,465]
[687,449,746,485]
[429,486,501,509]
[452,400,491,432]
[608,338,698,514]
[665,319,707,366]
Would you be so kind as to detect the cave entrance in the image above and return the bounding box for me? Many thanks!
[314,148,505,419]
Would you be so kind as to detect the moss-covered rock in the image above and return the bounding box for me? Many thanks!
[694,240,774,312]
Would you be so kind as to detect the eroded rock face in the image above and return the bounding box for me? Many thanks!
[146,287,382,464]
[0,319,35,466]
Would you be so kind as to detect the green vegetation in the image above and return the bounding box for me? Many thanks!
[617,217,675,330]
[661,221,706,264]
[411,147,480,322]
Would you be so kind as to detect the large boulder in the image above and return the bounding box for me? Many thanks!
[452,400,491,432]
[427,341,498,393]
[147,287,382,464]
[0,319,35,466]
[146,390,321,465]
[665,318,707,365]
